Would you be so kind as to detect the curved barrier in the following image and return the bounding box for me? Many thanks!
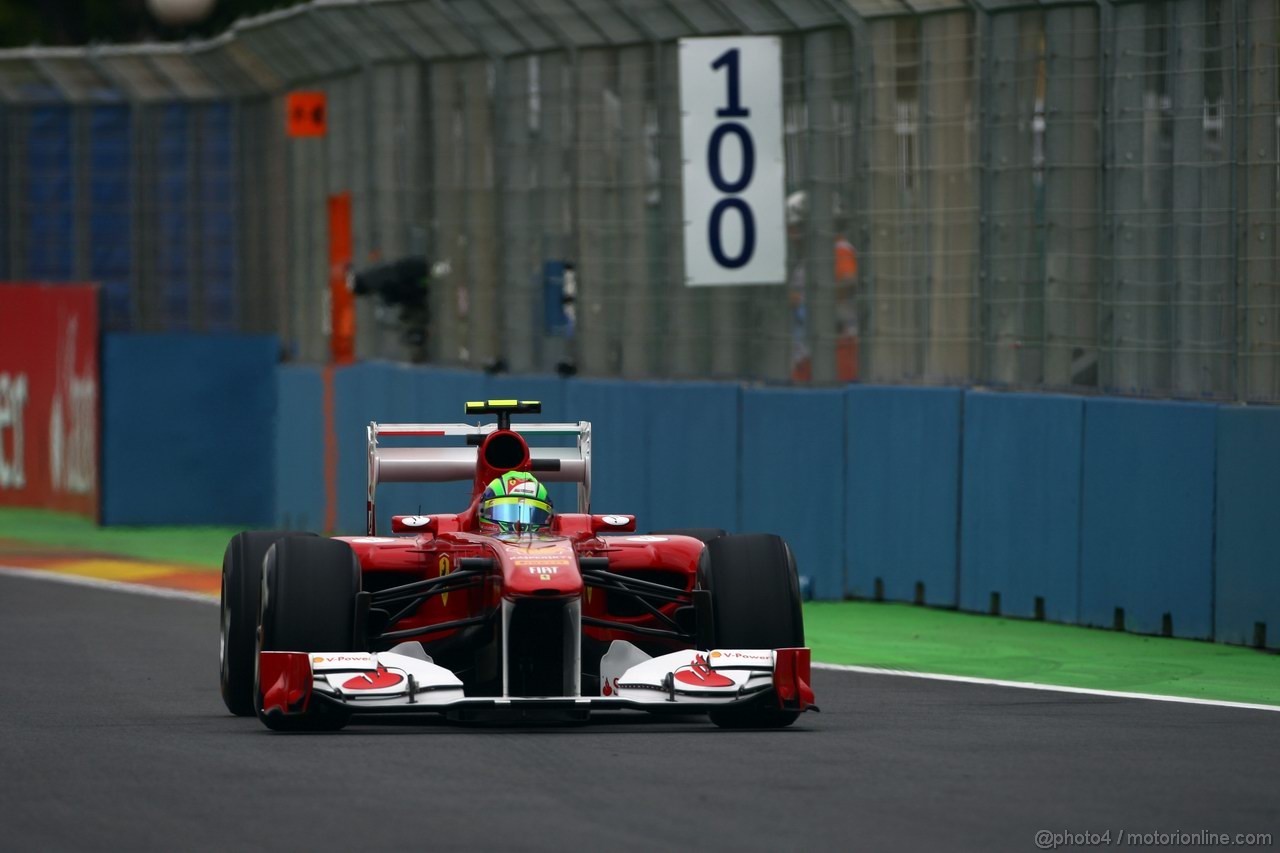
[959,392,1083,623]
[1214,406,1280,649]
[846,386,964,607]
[742,387,847,601]
[1079,399,1217,639]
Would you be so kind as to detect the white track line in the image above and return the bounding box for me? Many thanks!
[4,565,1276,713]
[0,565,217,605]
[814,662,1280,713]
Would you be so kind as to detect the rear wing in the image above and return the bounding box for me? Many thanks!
[366,420,592,535]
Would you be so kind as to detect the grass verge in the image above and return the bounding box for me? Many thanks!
[0,508,237,569]
[806,601,1280,707]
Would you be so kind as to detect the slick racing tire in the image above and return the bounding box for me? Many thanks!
[702,533,805,729]
[651,528,727,544]
[220,530,315,717]
[255,536,361,732]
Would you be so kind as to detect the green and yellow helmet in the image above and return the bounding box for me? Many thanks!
[479,472,554,533]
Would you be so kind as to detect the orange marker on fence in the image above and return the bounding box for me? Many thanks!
[286,91,327,138]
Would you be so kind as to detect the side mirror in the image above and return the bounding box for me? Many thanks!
[390,515,435,534]
[590,514,636,534]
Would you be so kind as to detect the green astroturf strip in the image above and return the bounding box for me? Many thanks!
[0,508,238,570]
[805,601,1280,707]
[2,510,1276,706]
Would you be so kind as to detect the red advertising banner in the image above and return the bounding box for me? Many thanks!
[0,283,99,517]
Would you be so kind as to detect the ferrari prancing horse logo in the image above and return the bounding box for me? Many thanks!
[438,555,452,606]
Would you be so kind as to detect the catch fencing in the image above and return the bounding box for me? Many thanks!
[0,0,1277,400]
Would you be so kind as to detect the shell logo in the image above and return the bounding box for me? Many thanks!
[313,656,325,664]
[710,651,722,658]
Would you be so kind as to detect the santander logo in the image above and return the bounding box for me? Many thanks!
[674,655,735,688]
[48,315,96,496]
[341,665,404,691]
[0,372,27,490]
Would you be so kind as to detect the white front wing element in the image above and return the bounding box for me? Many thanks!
[309,647,466,707]
[303,641,781,710]
[605,644,780,704]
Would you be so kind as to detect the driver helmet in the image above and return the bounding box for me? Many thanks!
[479,472,554,533]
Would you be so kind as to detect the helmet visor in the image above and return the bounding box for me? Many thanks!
[483,496,553,530]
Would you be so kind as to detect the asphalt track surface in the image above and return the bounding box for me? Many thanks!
[2,574,1278,853]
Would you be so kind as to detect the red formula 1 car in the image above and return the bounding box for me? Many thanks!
[219,400,815,730]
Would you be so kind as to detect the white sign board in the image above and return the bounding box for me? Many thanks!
[679,36,786,287]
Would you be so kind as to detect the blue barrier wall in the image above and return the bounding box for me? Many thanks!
[564,379,654,522]
[1080,398,1217,638]
[642,381,741,534]
[1214,406,1280,649]
[562,379,744,530]
[266,363,1271,647]
[274,364,325,532]
[959,392,1084,622]
[846,386,964,606]
[102,334,277,525]
[741,387,846,601]
[320,370,739,536]
[320,365,578,534]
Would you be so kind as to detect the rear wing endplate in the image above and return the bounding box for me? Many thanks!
[366,421,592,535]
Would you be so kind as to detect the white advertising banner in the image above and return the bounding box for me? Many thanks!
[679,36,786,287]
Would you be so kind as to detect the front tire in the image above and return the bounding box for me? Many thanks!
[220,530,315,716]
[255,537,361,731]
[702,533,805,729]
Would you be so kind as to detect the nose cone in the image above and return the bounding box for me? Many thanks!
[495,536,583,598]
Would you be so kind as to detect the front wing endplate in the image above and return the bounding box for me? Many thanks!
[257,643,816,723]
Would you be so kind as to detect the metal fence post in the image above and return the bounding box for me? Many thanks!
[462,58,499,370]
[498,55,536,373]
[618,44,655,378]
[535,51,572,373]
[923,11,977,384]
[1043,4,1100,389]
[805,28,837,384]
[1170,0,1232,396]
[864,18,905,381]
[656,40,703,379]
[1239,0,1279,398]
[574,48,612,376]
[428,60,462,365]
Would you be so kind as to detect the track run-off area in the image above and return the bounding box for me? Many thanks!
[1,569,1278,852]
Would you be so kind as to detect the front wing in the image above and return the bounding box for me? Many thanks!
[259,641,817,724]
